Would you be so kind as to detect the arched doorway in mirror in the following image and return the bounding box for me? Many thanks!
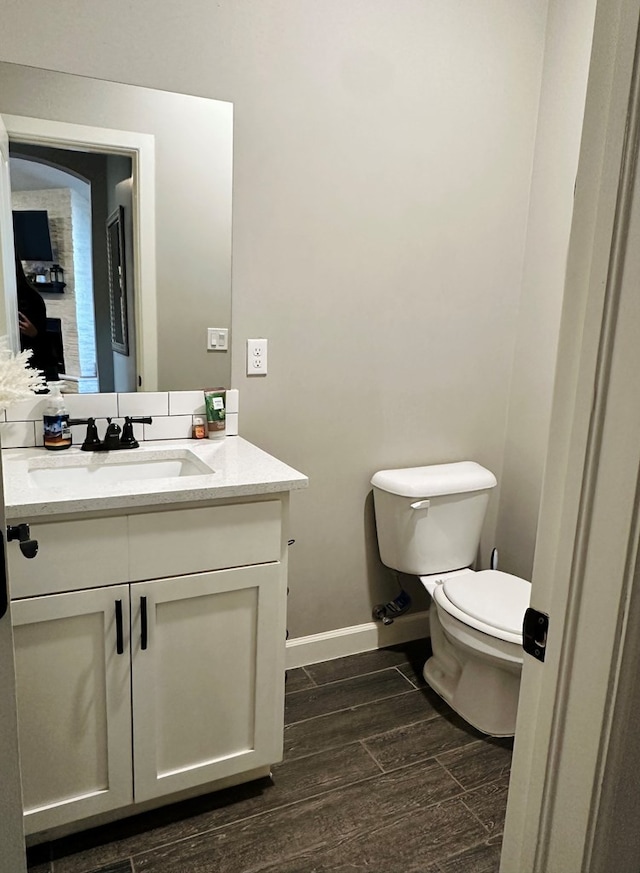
[10,145,136,393]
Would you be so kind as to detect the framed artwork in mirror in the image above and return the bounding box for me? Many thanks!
[107,205,129,355]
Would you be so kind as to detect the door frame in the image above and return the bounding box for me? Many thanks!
[502,0,640,868]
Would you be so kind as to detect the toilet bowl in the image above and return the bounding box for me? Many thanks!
[371,461,530,737]
[421,569,530,737]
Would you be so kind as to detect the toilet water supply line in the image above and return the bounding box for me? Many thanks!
[372,497,431,625]
[372,584,412,625]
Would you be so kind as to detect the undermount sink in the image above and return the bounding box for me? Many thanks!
[27,449,215,489]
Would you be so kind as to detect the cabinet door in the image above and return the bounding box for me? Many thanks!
[12,586,133,834]
[131,563,286,802]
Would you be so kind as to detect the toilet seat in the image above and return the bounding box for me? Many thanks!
[434,570,530,645]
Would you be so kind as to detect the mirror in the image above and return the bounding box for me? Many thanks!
[0,62,233,393]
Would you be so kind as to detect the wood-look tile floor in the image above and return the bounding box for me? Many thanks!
[27,639,512,873]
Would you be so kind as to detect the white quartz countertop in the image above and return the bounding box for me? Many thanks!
[2,437,308,520]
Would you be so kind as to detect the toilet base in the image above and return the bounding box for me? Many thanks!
[425,607,522,737]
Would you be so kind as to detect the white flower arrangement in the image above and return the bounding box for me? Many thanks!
[0,336,45,411]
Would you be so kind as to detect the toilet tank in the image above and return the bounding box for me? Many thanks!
[371,462,497,576]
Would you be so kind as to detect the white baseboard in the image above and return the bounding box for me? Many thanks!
[285,609,430,669]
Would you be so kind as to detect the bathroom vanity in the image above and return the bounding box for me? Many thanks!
[2,437,307,841]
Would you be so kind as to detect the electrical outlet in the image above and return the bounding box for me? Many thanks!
[247,338,268,376]
[207,328,229,351]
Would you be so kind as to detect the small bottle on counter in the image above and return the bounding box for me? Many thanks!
[192,416,206,439]
[43,382,72,450]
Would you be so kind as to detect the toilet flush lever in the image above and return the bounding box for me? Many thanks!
[410,499,430,511]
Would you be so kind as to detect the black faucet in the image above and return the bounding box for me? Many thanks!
[120,416,152,449]
[68,416,153,451]
[102,419,122,450]
[68,417,102,451]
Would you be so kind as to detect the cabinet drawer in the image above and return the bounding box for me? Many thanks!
[8,517,129,598]
[128,500,282,580]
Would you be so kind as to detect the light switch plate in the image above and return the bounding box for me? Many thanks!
[207,328,229,351]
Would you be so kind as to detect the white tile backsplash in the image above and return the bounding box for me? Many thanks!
[1,389,239,449]
[226,412,238,437]
[69,422,90,446]
[169,391,206,416]
[1,421,36,448]
[64,393,118,420]
[118,392,169,417]
[5,396,50,422]
[143,415,193,441]
[225,389,239,414]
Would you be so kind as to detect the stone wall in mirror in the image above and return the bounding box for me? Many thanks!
[0,62,233,393]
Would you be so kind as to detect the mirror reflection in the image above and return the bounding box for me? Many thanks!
[11,143,136,392]
[0,62,233,393]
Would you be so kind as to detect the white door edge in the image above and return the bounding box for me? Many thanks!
[0,113,27,873]
[502,0,640,869]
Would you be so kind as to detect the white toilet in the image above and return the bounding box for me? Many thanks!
[371,461,531,737]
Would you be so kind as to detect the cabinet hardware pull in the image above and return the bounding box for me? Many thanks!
[140,596,148,650]
[115,600,124,654]
[6,523,38,559]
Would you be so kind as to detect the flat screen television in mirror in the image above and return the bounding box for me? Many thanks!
[12,210,53,262]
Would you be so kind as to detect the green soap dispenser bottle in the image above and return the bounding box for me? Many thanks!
[43,382,72,451]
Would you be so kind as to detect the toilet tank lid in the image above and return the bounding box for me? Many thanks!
[371,461,497,498]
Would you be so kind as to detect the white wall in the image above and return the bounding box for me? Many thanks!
[0,1,558,638]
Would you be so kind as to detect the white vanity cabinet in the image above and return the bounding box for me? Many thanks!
[131,561,284,804]
[12,585,134,832]
[9,495,289,838]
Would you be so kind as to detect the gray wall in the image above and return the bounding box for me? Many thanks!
[496,0,597,579]
[0,0,595,639]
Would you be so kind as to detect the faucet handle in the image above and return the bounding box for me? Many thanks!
[68,417,102,451]
[120,416,152,449]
